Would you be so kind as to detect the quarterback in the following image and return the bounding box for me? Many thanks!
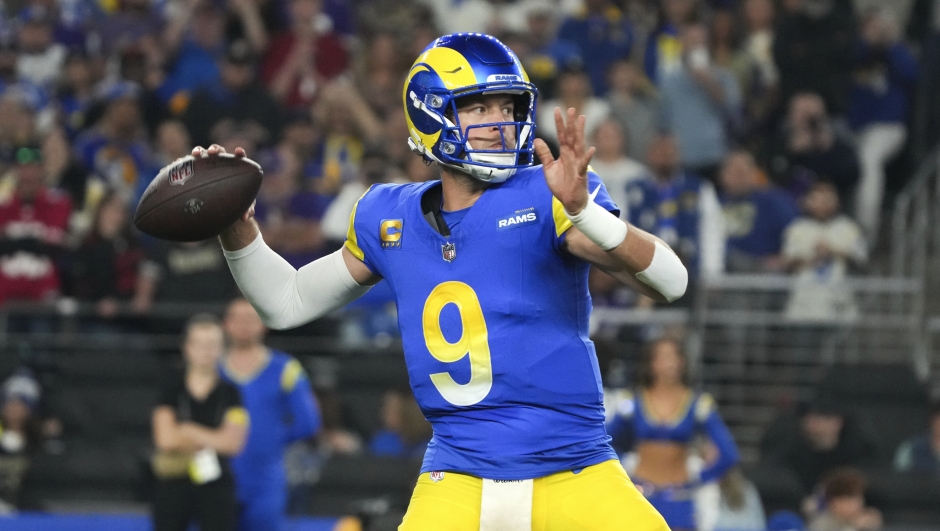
[206,33,686,531]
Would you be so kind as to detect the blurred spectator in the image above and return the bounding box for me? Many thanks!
[644,0,699,84]
[260,0,349,109]
[183,39,283,149]
[352,32,408,117]
[774,0,855,116]
[848,8,918,243]
[68,190,144,323]
[0,87,41,171]
[537,65,610,148]
[0,368,42,512]
[588,119,649,215]
[731,0,780,151]
[158,1,227,113]
[766,92,859,203]
[151,314,247,531]
[782,182,866,324]
[762,399,878,492]
[0,144,71,306]
[153,119,192,168]
[253,146,330,268]
[695,463,767,531]
[625,135,724,279]
[513,5,582,101]
[222,0,270,53]
[118,45,173,136]
[708,6,737,69]
[54,51,97,140]
[15,6,67,89]
[321,147,393,248]
[307,78,383,195]
[659,22,741,184]
[719,150,799,273]
[893,400,940,474]
[419,0,498,35]
[556,0,635,95]
[73,81,160,204]
[605,60,660,162]
[135,239,238,313]
[93,0,165,58]
[220,298,320,531]
[808,468,882,531]
[369,387,432,459]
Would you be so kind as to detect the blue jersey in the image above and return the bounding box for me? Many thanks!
[220,351,321,498]
[344,165,620,480]
[606,390,740,483]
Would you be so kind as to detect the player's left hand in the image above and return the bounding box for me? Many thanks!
[534,107,596,214]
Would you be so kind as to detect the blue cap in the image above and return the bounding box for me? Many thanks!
[767,511,806,531]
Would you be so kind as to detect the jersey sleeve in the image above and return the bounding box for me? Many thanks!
[695,393,741,483]
[551,168,621,247]
[343,184,382,276]
[280,358,322,442]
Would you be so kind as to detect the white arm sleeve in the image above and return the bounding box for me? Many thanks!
[636,241,689,303]
[223,233,372,330]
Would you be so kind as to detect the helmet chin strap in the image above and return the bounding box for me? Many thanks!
[408,137,518,183]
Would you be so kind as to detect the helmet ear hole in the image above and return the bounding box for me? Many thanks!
[512,94,530,122]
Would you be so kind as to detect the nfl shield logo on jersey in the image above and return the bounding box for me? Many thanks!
[442,242,456,262]
[430,471,445,482]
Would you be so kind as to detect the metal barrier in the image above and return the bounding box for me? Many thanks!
[592,274,926,462]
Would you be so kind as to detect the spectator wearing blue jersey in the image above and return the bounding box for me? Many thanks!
[220,298,320,531]
[719,151,799,273]
[625,135,725,280]
[606,338,740,531]
[73,81,160,205]
[644,0,699,84]
[848,7,918,243]
[516,5,583,101]
[659,22,742,185]
[556,0,634,95]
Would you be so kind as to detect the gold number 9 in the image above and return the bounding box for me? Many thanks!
[422,281,493,406]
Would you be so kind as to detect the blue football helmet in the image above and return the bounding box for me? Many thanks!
[403,33,538,183]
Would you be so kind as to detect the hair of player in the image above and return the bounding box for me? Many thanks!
[637,336,691,389]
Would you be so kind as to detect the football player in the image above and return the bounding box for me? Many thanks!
[203,33,686,531]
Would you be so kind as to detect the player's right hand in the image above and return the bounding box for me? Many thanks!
[191,144,254,222]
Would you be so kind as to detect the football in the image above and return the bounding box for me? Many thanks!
[134,154,263,242]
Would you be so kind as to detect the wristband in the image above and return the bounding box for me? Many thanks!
[565,199,627,251]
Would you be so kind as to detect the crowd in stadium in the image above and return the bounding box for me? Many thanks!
[1,0,940,529]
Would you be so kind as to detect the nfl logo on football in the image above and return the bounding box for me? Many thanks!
[441,243,456,262]
[169,160,194,186]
